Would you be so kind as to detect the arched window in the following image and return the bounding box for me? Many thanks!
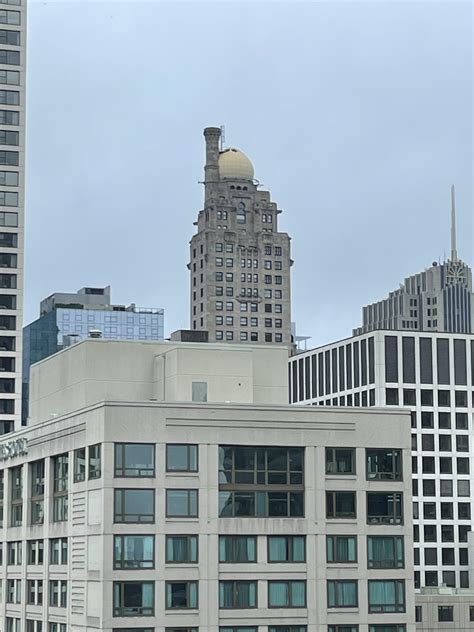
[236,201,246,224]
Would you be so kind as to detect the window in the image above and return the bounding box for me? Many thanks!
[166,581,198,609]
[328,628,358,632]
[0,70,19,87]
[0,129,18,144]
[268,536,305,562]
[166,444,198,471]
[219,445,304,518]
[456,435,469,451]
[366,449,402,480]
[327,535,357,563]
[367,492,403,524]
[166,535,198,563]
[114,489,155,523]
[114,535,154,569]
[30,459,44,524]
[368,627,406,632]
[326,491,356,518]
[115,443,155,477]
[368,580,405,613]
[50,538,68,564]
[0,10,20,25]
[327,580,358,607]
[6,621,20,632]
[52,454,68,522]
[325,448,355,474]
[7,578,21,603]
[49,579,67,607]
[219,535,256,562]
[27,539,44,565]
[192,382,207,402]
[26,621,43,632]
[7,540,21,564]
[113,582,154,616]
[166,489,198,517]
[73,448,86,482]
[219,581,256,608]
[367,536,404,568]
[455,390,467,407]
[167,629,198,632]
[89,444,101,479]
[0,171,18,188]
[0,93,19,108]
[438,606,454,622]
[10,464,22,526]
[385,388,399,405]
[268,581,306,607]
[27,579,43,605]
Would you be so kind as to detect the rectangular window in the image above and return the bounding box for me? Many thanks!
[166,581,198,609]
[0,71,18,87]
[267,536,305,562]
[327,580,358,607]
[369,627,406,632]
[166,535,198,563]
[6,620,20,632]
[49,579,67,607]
[27,579,43,605]
[7,578,21,603]
[327,535,357,563]
[326,491,356,518]
[0,11,20,25]
[328,627,358,632]
[27,539,44,565]
[366,449,402,480]
[0,51,19,66]
[74,447,85,482]
[367,492,403,524]
[0,129,18,144]
[113,582,154,616]
[114,489,155,523]
[114,535,154,569]
[0,172,17,189]
[10,464,22,526]
[7,540,21,564]
[218,445,304,517]
[368,580,405,613]
[268,580,306,607]
[219,535,256,562]
[50,537,67,565]
[114,443,155,477]
[219,581,256,609]
[52,454,68,522]
[88,444,101,479]
[367,536,404,568]
[166,444,198,472]
[325,448,355,474]
[30,459,44,525]
[166,489,198,517]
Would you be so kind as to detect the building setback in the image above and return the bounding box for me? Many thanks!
[22,286,164,424]
[0,0,26,437]
[0,339,415,632]
[289,330,474,592]
[189,127,292,347]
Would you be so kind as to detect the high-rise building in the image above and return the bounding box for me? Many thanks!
[189,127,292,347]
[0,338,415,632]
[354,187,473,335]
[0,0,26,437]
[22,286,164,424]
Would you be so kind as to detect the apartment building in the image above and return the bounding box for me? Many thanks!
[0,339,415,632]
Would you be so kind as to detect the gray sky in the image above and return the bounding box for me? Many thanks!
[25,1,473,347]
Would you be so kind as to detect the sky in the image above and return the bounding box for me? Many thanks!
[25,0,473,347]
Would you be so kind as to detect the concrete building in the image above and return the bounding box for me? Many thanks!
[0,339,415,632]
[189,127,292,347]
[415,588,474,630]
[289,330,474,593]
[22,286,164,424]
[354,188,473,335]
[0,0,27,437]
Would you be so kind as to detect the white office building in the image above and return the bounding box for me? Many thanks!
[0,339,415,632]
[289,330,474,593]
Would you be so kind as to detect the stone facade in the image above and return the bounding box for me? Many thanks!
[189,127,292,348]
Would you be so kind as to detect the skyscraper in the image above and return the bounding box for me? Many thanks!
[354,187,473,335]
[22,285,164,424]
[0,0,26,436]
[189,127,292,346]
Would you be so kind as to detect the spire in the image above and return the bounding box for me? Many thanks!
[451,184,458,261]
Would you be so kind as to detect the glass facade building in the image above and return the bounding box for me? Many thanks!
[22,286,164,423]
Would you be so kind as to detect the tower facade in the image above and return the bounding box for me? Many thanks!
[189,127,292,346]
[0,0,26,435]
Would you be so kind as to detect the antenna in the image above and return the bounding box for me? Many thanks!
[220,125,225,151]
[451,184,458,261]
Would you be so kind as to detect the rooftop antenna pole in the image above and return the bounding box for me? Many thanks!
[451,184,458,261]
[220,125,225,151]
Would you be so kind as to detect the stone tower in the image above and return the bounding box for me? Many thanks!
[189,127,292,346]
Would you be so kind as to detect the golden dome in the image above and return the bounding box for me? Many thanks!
[218,148,254,181]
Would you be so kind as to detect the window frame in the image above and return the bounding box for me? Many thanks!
[166,534,198,564]
[368,579,406,613]
[325,448,356,475]
[166,443,198,472]
[268,580,307,608]
[219,535,257,563]
[114,488,155,524]
[219,580,257,609]
[267,535,306,563]
[327,579,358,608]
[113,534,155,570]
[366,448,402,481]
[113,581,155,617]
[165,488,198,518]
[326,535,357,563]
[165,580,199,610]
[114,443,155,478]
[367,535,404,569]
[326,491,356,519]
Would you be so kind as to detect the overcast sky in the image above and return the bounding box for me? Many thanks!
[25,1,473,347]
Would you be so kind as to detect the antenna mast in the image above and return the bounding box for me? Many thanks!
[220,125,225,151]
[451,184,458,261]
